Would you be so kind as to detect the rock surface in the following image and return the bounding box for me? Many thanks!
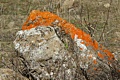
[13,25,120,80]
[13,10,120,80]
[14,26,68,61]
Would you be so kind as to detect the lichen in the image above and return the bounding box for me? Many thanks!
[22,10,115,64]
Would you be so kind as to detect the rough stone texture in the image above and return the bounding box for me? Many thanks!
[0,68,29,80]
[13,25,120,80]
[14,26,67,61]
[1,1,119,79]
[12,9,120,79]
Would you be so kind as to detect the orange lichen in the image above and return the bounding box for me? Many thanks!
[92,40,98,50]
[98,52,104,59]
[118,70,120,72]
[94,68,97,71]
[93,60,97,64]
[80,48,83,50]
[88,54,93,59]
[22,10,115,62]
[103,49,114,60]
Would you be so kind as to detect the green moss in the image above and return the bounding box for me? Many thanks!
[64,43,68,49]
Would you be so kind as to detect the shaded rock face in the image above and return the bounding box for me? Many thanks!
[0,68,28,80]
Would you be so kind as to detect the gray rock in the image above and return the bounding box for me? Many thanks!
[13,26,72,79]
[13,26,120,80]
[13,26,67,62]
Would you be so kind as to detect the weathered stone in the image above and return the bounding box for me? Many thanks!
[13,10,120,80]
[14,25,120,80]
[0,68,29,80]
[14,26,67,62]
[13,26,74,79]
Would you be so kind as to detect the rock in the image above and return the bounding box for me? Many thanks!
[21,10,115,62]
[14,26,75,79]
[13,25,120,80]
[0,68,29,80]
[14,26,67,61]
[13,10,120,80]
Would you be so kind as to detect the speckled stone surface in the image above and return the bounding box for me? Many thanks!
[13,25,120,80]
[14,26,67,61]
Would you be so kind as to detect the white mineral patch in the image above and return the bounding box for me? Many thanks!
[93,57,96,60]
[16,31,23,36]
[80,62,88,69]
[14,42,20,49]
[74,34,87,52]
